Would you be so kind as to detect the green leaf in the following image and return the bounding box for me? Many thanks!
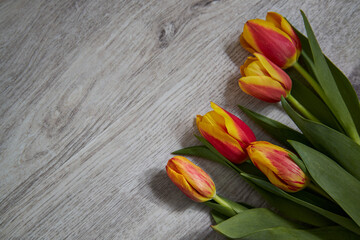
[246,180,333,227]
[293,25,360,134]
[289,75,342,131]
[238,105,310,149]
[172,145,227,166]
[281,97,360,180]
[172,143,264,177]
[211,210,228,224]
[300,11,358,142]
[289,141,360,227]
[240,226,360,240]
[212,208,302,239]
[327,58,360,134]
[241,173,360,235]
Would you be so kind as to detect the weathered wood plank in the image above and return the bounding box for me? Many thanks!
[0,0,359,239]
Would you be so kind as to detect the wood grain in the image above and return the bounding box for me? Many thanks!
[1,0,359,239]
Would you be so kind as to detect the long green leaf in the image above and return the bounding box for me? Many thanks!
[289,74,342,131]
[238,105,310,149]
[212,208,301,239]
[172,144,264,177]
[211,210,228,224]
[289,141,360,227]
[293,25,360,133]
[240,226,360,240]
[281,97,360,180]
[300,11,358,142]
[172,145,227,166]
[241,173,360,235]
[327,57,360,134]
[246,180,333,227]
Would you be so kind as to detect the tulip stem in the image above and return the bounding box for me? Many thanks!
[308,183,334,202]
[286,94,320,122]
[213,195,237,215]
[292,62,327,102]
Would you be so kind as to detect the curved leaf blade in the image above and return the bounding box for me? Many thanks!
[281,97,360,180]
[300,11,358,141]
[247,180,333,227]
[172,145,227,166]
[293,25,360,133]
[241,173,360,235]
[289,141,360,227]
[238,105,310,149]
[212,208,301,239]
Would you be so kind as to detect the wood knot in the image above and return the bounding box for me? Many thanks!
[159,22,177,49]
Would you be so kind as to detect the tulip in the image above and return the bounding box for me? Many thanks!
[239,53,292,103]
[166,156,216,202]
[246,141,308,192]
[196,102,256,164]
[240,12,301,69]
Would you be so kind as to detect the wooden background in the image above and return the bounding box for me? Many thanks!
[1,0,359,239]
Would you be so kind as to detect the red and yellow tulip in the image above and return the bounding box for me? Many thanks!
[239,53,292,103]
[240,12,301,69]
[246,141,308,192]
[196,102,256,164]
[166,156,216,202]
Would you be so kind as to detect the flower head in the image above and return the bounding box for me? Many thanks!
[247,141,308,192]
[239,53,292,102]
[240,12,301,69]
[166,156,216,202]
[196,102,256,164]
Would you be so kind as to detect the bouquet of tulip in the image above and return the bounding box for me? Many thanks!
[165,11,360,239]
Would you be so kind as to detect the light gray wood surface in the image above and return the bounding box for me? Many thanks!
[1,0,359,239]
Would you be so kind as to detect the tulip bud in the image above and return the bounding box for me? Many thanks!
[247,141,309,192]
[239,53,292,103]
[196,102,256,164]
[240,12,301,69]
[166,156,216,202]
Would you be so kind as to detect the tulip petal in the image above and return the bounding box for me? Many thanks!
[166,163,209,202]
[247,141,308,192]
[243,19,297,68]
[254,53,292,91]
[239,76,288,103]
[239,33,256,54]
[240,56,257,76]
[171,156,216,198]
[266,12,301,58]
[201,111,226,132]
[244,60,269,77]
[198,120,248,164]
[211,102,256,147]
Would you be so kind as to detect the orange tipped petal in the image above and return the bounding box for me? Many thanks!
[254,53,292,91]
[239,33,256,54]
[239,76,288,103]
[198,120,248,164]
[242,19,297,68]
[247,141,308,192]
[210,102,256,148]
[240,56,257,76]
[166,164,210,202]
[266,12,301,58]
[166,156,216,202]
